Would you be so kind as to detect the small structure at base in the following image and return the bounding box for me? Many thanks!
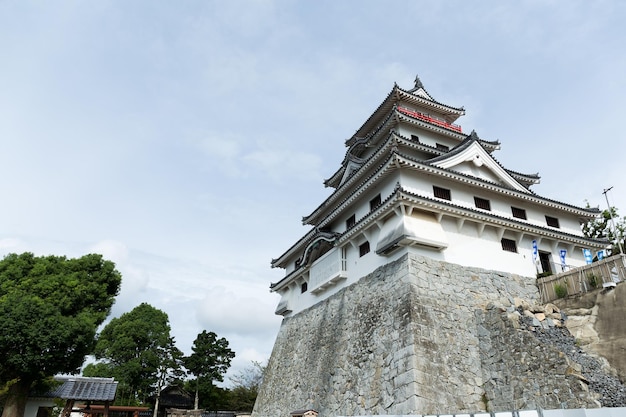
[166,408,204,417]
[290,410,318,417]
[47,377,118,417]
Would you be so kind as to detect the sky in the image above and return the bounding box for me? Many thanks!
[1,0,626,383]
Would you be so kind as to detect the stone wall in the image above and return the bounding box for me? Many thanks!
[252,253,601,417]
[556,283,626,383]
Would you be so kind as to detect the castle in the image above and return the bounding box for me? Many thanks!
[253,77,607,416]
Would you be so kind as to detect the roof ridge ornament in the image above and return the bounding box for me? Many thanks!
[468,129,480,141]
[414,75,424,90]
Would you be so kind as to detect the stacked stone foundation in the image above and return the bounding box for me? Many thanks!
[253,253,599,416]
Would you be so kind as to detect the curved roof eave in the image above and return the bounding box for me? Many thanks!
[309,147,599,229]
[429,131,541,188]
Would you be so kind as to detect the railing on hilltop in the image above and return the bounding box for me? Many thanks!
[537,254,626,303]
[397,106,463,133]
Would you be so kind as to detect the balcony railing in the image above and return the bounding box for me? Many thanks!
[309,248,347,295]
[397,106,462,133]
[536,254,626,303]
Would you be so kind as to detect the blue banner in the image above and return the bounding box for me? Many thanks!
[532,240,538,263]
[560,249,567,271]
[597,250,605,261]
[583,248,593,265]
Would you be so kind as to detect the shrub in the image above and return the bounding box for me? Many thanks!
[587,274,599,289]
[554,283,568,298]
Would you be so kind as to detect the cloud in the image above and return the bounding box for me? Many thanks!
[194,133,322,183]
[243,149,322,182]
[196,286,281,338]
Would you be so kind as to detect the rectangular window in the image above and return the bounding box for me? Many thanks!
[501,238,517,253]
[433,186,451,201]
[545,216,560,228]
[436,143,450,152]
[474,197,491,211]
[359,241,370,257]
[511,206,527,220]
[301,282,308,293]
[346,214,356,229]
[369,194,381,211]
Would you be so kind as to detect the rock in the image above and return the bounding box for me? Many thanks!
[545,303,560,314]
[535,313,546,322]
[532,305,546,313]
[514,297,531,311]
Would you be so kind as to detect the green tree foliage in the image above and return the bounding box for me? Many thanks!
[84,303,183,405]
[0,253,121,417]
[582,203,626,254]
[184,331,235,409]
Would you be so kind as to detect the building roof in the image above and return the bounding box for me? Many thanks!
[348,80,465,146]
[48,377,118,401]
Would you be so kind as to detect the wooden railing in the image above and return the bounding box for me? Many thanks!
[536,254,626,303]
[397,106,462,133]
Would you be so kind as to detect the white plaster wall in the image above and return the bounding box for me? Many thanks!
[395,123,458,149]
[24,399,55,417]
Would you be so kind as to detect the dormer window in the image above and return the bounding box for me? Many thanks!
[370,194,381,211]
[433,186,451,201]
[346,214,356,229]
[545,216,560,228]
[474,197,491,211]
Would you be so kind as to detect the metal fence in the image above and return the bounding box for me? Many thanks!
[536,254,626,303]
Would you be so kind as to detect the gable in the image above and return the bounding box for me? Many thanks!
[431,141,529,192]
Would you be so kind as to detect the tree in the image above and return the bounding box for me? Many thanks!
[0,253,121,417]
[184,331,235,410]
[151,337,185,417]
[583,203,626,254]
[84,303,183,405]
[227,361,266,412]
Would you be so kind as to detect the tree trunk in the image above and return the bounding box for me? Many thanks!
[1,379,31,417]
[152,393,160,417]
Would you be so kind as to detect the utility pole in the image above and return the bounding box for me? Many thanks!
[602,186,624,254]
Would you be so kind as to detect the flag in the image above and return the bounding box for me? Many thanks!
[583,248,593,265]
[560,249,567,271]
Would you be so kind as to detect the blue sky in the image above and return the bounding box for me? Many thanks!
[1,0,625,382]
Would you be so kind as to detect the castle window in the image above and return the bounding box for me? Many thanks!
[433,186,451,201]
[411,134,419,142]
[511,206,527,220]
[346,214,356,229]
[474,197,491,211]
[301,282,308,293]
[501,238,517,253]
[370,194,381,211]
[436,143,449,152]
[545,216,560,228]
[359,241,370,257]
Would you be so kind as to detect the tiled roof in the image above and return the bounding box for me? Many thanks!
[49,377,118,401]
